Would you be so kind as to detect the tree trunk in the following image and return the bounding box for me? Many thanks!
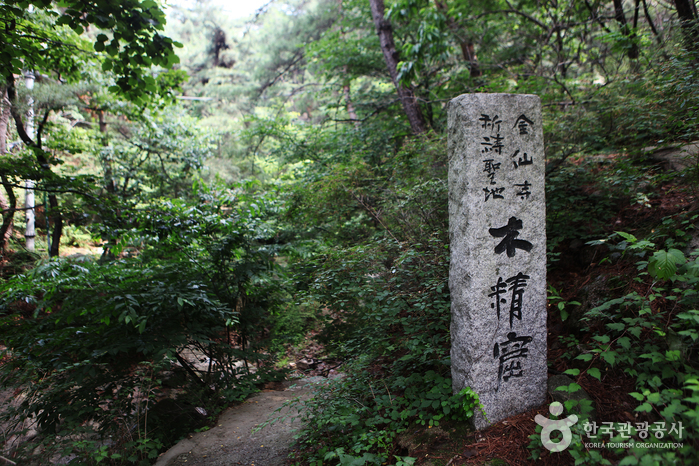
[48,193,62,257]
[673,0,699,51]
[641,0,662,43]
[434,0,482,77]
[369,0,427,135]
[6,73,63,257]
[24,181,35,251]
[99,110,116,194]
[0,175,16,252]
[337,0,361,127]
[0,87,14,251]
[343,81,359,125]
[24,71,36,251]
[613,0,640,59]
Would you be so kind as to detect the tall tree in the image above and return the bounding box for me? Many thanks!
[24,71,36,252]
[613,0,640,59]
[673,0,699,50]
[0,0,184,256]
[433,0,481,77]
[369,0,427,134]
[0,88,15,252]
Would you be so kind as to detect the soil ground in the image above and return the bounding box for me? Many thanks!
[154,377,327,466]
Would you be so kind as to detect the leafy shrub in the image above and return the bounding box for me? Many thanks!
[282,363,480,465]
[0,258,231,463]
[0,182,286,464]
[531,221,699,464]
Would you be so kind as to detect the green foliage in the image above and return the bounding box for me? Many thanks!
[270,136,477,463]
[548,285,581,322]
[545,157,620,251]
[0,182,286,463]
[3,0,699,464]
[1,0,183,105]
[549,233,699,464]
[0,258,228,462]
[528,393,599,463]
[60,224,95,247]
[99,111,215,202]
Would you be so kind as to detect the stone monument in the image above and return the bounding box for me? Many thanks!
[448,93,547,429]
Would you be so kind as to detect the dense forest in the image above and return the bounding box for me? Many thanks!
[1,0,699,464]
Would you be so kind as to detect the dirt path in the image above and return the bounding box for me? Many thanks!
[154,377,325,466]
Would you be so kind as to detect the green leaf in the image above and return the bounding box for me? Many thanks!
[635,403,652,412]
[617,336,631,349]
[563,368,580,377]
[601,351,616,366]
[587,368,601,380]
[616,231,638,243]
[649,249,686,280]
[606,322,625,332]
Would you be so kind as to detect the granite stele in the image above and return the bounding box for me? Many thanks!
[448,93,547,430]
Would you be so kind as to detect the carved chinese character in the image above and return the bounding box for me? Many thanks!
[511,150,533,169]
[489,277,507,321]
[489,217,533,257]
[479,114,502,132]
[514,180,532,200]
[481,134,504,155]
[513,114,534,135]
[483,159,501,184]
[489,272,530,328]
[483,187,505,201]
[493,332,533,389]
[506,272,530,328]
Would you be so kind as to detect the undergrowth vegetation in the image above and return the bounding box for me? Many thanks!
[0,183,290,464]
[262,140,487,464]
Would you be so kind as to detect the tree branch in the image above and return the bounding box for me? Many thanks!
[502,1,549,30]
[256,51,305,99]
[1,204,46,214]
[36,109,50,150]
[0,181,97,200]
[641,0,662,42]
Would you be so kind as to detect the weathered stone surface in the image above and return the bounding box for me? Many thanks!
[448,93,547,429]
[644,141,699,172]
